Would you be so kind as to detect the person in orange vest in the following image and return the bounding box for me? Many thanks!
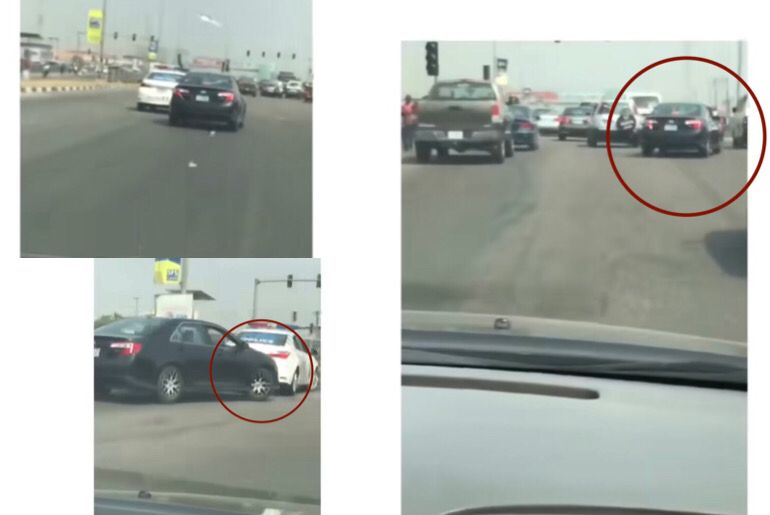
[402,95,418,151]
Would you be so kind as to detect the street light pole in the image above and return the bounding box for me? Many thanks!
[180,258,188,294]
[252,279,260,318]
[133,297,139,316]
[99,0,107,72]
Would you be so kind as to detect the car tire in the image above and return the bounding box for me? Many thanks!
[247,368,273,402]
[415,143,431,163]
[698,138,712,157]
[228,116,239,132]
[713,140,722,154]
[529,139,538,151]
[587,132,597,147]
[156,365,184,404]
[284,369,299,396]
[492,142,505,163]
[169,113,180,126]
[641,144,654,157]
[137,102,145,111]
[504,139,514,157]
[558,133,566,141]
[436,148,449,159]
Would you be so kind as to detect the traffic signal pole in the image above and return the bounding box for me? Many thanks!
[251,276,321,318]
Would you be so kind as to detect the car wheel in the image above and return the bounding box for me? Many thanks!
[713,140,722,154]
[310,367,320,391]
[587,132,597,147]
[529,139,538,151]
[95,383,111,400]
[642,144,654,157]
[492,142,505,163]
[247,368,273,401]
[137,102,145,111]
[228,116,239,132]
[558,133,566,141]
[415,143,431,163]
[285,369,299,396]
[169,113,180,126]
[436,148,449,159]
[504,139,514,157]
[698,138,712,157]
[156,365,184,403]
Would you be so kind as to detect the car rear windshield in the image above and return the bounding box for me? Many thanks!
[95,318,167,337]
[564,107,591,115]
[178,73,232,89]
[147,72,184,82]
[238,331,288,345]
[429,82,496,100]
[598,102,630,114]
[652,103,704,117]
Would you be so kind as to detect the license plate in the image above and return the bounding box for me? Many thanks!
[447,131,463,140]
[94,348,100,358]
[664,124,678,131]
[195,94,209,102]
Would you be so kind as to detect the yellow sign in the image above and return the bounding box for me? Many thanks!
[87,9,104,44]
[154,258,182,285]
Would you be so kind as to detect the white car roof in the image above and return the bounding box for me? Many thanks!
[144,70,186,78]
[239,327,293,336]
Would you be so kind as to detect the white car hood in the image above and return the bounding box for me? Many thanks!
[402,364,746,515]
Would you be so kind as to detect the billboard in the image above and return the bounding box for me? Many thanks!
[87,10,104,44]
[155,293,194,319]
[154,258,182,285]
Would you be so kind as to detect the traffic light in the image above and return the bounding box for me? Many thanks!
[113,32,118,39]
[287,274,293,288]
[292,311,297,322]
[483,65,491,81]
[277,51,281,58]
[221,59,230,72]
[316,274,321,288]
[261,51,266,57]
[425,41,439,77]
[292,53,296,59]
[150,35,155,42]
[132,33,137,41]
[246,49,251,57]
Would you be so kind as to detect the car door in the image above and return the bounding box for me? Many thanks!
[168,322,211,386]
[292,335,311,385]
[205,325,246,389]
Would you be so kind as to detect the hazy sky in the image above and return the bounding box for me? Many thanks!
[21,0,311,76]
[94,259,320,329]
[402,41,747,106]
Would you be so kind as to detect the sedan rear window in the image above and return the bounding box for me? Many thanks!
[564,107,591,116]
[147,72,185,82]
[179,73,232,89]
[95,318,166,337]
[238,331,288,345]
[429,82,496,100]
[652,103,704,117]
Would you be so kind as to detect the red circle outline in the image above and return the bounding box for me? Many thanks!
[607,55,765,217]
[208,318,314,424]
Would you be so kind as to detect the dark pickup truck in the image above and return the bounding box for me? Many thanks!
[413,79,513,163]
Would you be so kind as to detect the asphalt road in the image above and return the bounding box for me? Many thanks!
[95,389,320,505]
[21,90,311,257]
[402,135,747,341]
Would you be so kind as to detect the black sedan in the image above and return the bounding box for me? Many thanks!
[641,102,723,157]
[169,72,247,131]
[236,76,258,97]
[94,318,278,403]
[507,105,540,150]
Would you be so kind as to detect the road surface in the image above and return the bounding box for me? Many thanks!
[95,389,320,505]
[21,90,311,257]
[402,136,747,341]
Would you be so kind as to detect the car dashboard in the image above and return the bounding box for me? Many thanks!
[402,364,746,515]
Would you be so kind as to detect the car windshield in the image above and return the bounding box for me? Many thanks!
[238,331,289,345]
[652,103,704,117]
[147,72,184,82]
[429,82,496,100]
[178,73,232,88]
[95,317,166,336]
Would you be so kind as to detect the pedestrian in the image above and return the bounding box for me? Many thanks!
[402,95,418,151]
[42,62,51,78]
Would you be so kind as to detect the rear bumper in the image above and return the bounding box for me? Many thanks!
[641,130,708,148]
[558,125,588,136]
[138,87,173,107]
[170,101,239,121]
[513,131,537,144]
[414,126,506,149]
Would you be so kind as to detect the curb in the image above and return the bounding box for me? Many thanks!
[20,83,136,95]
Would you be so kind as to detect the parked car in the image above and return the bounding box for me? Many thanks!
[94,318,278,403]
[532,106,561,134]
[557,105,593,140]
[169,71,247,131]
[137,69,187,111]
[413,79,513,163]
[640,102,724,157]
[237,326,319,395]
[236,76,258,97]
[259,79,284,97]
[586,101,641,147]
[285,79,304,98]
[731,94,748,148]
[507,105,540,150]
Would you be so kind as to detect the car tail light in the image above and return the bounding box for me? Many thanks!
[218,91,235,104]
[110,341,143,356]
[520,121,535,130]
[269,351,291,359]
[645,119,658,130]
[173,87,189,99]
[558,116,571,125]
[491,103,502,123]
[685,119,703,130]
